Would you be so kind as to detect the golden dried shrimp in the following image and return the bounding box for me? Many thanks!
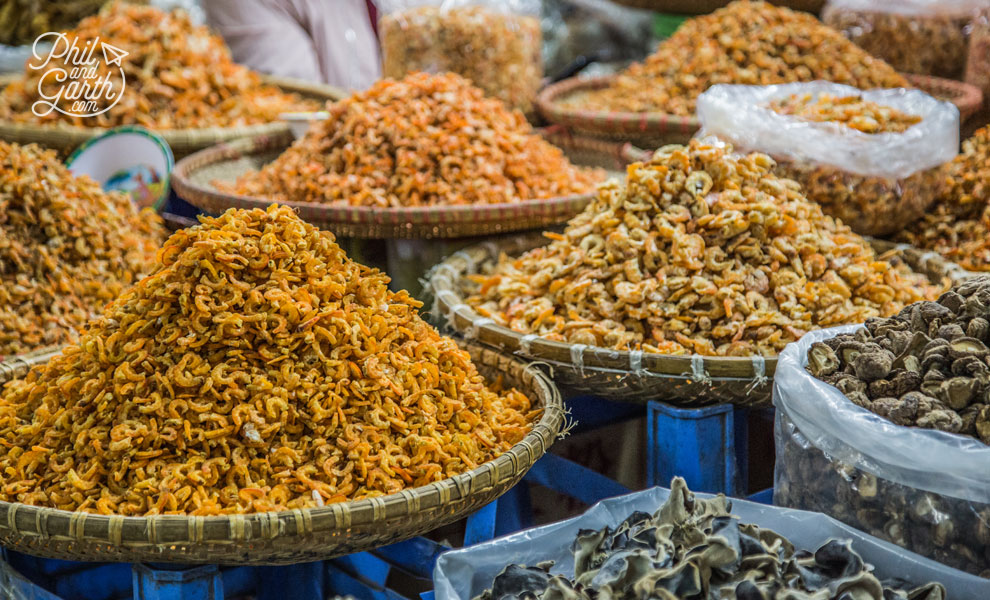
[466,139,945,357]
[0,205,536,515]
[223,72,603,208]
[0,140,162,356]
[766,93,922,134]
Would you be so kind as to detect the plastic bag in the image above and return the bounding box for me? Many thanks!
[378,0,542,113]
[697,82,958,236]
[822,0,990,79]
[434,481,990,600]
[774,325,990,577]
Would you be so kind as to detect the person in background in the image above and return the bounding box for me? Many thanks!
[202,0,380,91]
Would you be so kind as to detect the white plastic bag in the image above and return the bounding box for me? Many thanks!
[774,325,990,576]
[377,0,542,113]
[697,82,958,236]
[434,482,990,600]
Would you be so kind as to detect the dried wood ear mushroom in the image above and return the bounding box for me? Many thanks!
[898,125,990,272]
[0,140,163,356]
[0,3,319,129]
[474,477,946,600]
[465,139,945,357]
[809,276,990,442]
[568,0,907,117]
[0,205,536,515]
[222,72,603,208]
[380,5,542,114]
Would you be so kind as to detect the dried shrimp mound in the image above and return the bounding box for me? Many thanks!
[898,125,990,272]
[466,139,945,357]
[0,3,319,129]
[0,140,163,356]
[0,205,536,516]
[223,72,604,207]
[766,93,922,134]
[570,0,908,117]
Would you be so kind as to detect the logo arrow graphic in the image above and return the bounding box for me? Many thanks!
[101,42,128,66]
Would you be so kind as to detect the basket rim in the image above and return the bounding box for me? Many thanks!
[0,74,343,150]
[169,132,635,239]
[536,73,985,134]
[430,235,967,384]
[0,340,564,559]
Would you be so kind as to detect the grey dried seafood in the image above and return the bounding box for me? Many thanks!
[474,477,946,600]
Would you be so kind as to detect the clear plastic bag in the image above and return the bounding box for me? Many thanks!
[774,325,990,577]
[822,0,990,79]
[697,82,959,236]
[378,0,542,114]
[434,480,990,600]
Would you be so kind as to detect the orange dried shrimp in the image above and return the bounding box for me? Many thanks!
[465,139,945,357]
[767,93,922,134]
[0,205,535,515]
[0,140,162,356]
[571,1,908,117]
[0,3,318,129]
[899,126,990,272]
[223,72,603,207]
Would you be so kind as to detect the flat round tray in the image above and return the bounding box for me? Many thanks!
[430,234,965,407]
[171,131,645,240]
[0,342,563,565]
[536,74,984,149]
[0,75,343,158]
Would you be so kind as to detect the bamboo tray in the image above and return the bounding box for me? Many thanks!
[536,73,984,149]
[429,234,966,407]
[171,130,647,240]
[0,342,563,565]
[0,74,343,158]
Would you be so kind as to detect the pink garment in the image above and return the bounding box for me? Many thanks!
[203,0,381,91]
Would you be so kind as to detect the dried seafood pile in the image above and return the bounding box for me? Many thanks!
[0,3,318,129]
[465,139,944,357]
[767,93,922,134]
[224,72,603,208]
[474,478,945,600]
[899,126,990,272]
[568,1,908,116]
[808,278,990,441]
[380,5,542,113]
[0,141,162,356]
[0,0,107,46]
[0,205,536,515]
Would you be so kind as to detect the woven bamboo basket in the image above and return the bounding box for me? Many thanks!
[607,0,825,13]
[536,74,984,149]
[0,75,343,158]
[429,234,967,407]
[0,342,563,565]
[171,130,646,240]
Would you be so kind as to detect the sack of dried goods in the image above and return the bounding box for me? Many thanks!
[823,0,989,80]
[0,205,538,516]
[565,0,907,117]
[222,72,604,208]
[898,125,990,272]
[0,140,162,357]
[379,0,542,114]
[435,478,969,600]
[0,3,318,129]
[464,138,945,359]
[697,82,959,237]
[775,276,990,576]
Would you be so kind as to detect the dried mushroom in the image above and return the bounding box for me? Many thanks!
[808,276,990,442]
[568,1,907,117]
[474,478,946,600]
[465,139,944,357]
[222,72,603,208]
[0,141,163,356]
[0,4,319,129]
[0,205,536,515]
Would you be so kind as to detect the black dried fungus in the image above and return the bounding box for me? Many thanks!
[472,478,945,600]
